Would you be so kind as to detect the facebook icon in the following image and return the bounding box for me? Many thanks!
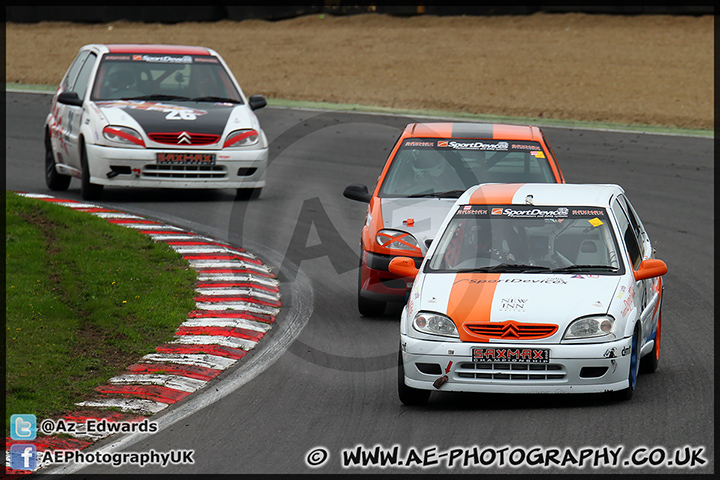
[10,444,37,471]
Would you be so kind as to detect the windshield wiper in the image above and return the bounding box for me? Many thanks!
[457,264,553,273]
[551,265,619,273]
[121,94,192,101]
[191,96,242,104]
[407,189,466,198]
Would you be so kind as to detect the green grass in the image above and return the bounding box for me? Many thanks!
[5,191,197,430]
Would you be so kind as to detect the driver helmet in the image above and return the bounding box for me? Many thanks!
[411,151,445,179]
[108,67,137,91]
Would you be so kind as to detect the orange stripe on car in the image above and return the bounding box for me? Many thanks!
[469,183,524,205]
[410,123,454,137]
[492,124,537,140]
[447,273,501,342]
[652,277,663,317]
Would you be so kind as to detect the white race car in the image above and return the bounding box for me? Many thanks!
[45,44,268,200]
[390,183,667,404]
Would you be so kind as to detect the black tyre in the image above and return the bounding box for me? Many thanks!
[235,187,261,200]
[45,131,71,191]
[640,310,661,374]
[357,251,386,316]
[358,294,386,317]
[398,346,430,406]
[80,142,103,201]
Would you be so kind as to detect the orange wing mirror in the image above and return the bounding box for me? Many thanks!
[388,257,419,278]
[633,259,668,281]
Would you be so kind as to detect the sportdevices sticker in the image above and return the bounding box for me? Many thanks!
[455,205,609,220]
[402,139,546,153]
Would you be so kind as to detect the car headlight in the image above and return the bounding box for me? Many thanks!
[413,312,459,338]
[102,125,145,147]
[562,315,616,342]
[223,129,260,148]
[376,229,421,253]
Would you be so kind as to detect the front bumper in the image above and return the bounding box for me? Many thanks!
[400,334,633,394]
[81,143,268,189]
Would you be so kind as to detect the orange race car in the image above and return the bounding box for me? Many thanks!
[343,122,565,316]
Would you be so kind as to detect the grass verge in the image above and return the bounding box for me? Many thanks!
[5,192,197,431]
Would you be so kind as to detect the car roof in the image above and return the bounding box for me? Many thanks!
[403,122,542,141]
[460,183,625,207]
[83,44,216,56]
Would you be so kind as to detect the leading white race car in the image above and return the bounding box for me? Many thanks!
[390,183,667,405]
[45,44,268,200]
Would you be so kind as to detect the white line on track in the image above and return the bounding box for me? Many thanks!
[108,374,208,393]
[194,302,280,316]
[180,317,271,332]
[75,398,170,415]
[170,334,257,350]
[140,353,237,371]
[90,212,146,219]
[188,259,270,272]
[196,273,279,286]
[194,287,281,301]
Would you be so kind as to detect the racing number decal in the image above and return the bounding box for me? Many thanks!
[165,110,198,121]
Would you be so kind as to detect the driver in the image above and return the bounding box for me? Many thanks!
[102,66,142,99]
[108,68,137,92]
[473,223,515,263]
[410,151,457,191]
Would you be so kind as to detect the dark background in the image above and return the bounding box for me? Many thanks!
[6,5,714,23]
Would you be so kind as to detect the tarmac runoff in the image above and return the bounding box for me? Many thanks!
[6,192,282,475]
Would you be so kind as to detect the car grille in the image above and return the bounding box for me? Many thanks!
[148,132,221,146]
[143,164,227,178]
[456,362,566,381]
[464,320,558,340]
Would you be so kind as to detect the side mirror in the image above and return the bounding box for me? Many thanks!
[343,184,371,203]
[248,95,267,110]
[388,256,419,278]
[633,258,668,281]
[57,91,83,107]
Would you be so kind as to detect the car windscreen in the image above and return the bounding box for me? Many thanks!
[378,138,556,198]
[90,53,243,102]
[426,205,624,275]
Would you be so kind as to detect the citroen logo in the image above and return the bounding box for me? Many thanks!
[178,132,192,144]
[501,322,521,339]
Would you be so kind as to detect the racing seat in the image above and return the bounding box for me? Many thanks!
[575,240,608,265]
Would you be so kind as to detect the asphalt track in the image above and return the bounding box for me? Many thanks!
[6,91,714,475]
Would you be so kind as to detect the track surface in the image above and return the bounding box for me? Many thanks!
[6,92,714,474]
